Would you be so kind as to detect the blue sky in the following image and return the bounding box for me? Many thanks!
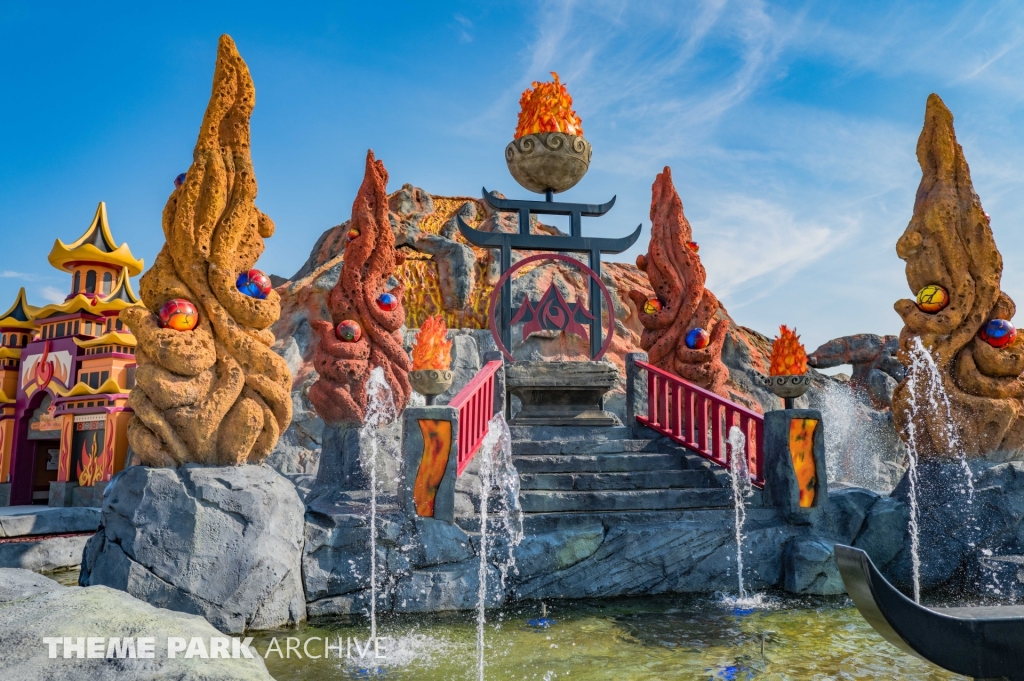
[3,1,1024,352]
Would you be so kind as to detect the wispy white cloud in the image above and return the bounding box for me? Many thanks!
[700,194,845,303]
[454,14,473,43]
[39,286,65,304]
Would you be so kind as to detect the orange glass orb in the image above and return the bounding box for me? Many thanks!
[643,298,663,315]
[159,299,199,332]
[916,285,950,313]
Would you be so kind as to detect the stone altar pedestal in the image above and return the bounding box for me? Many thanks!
[506,360,620,427]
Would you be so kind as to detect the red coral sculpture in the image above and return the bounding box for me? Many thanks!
[628,167,730,397]
[309,151,412,424]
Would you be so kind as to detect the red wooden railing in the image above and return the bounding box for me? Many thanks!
[449,360,503,476]
[635,360,765,488]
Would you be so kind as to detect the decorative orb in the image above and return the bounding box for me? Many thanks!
[916,284,950,313]
[377,292,398,312]
[174,173,186,188]
[643,298,663,315]
[980,319,1017,348]
[159,299,198,332]
[686,328,710,350]
[236,269,271,300]
[347,228,360,242]
[336,320,362,343]
[687,241,699,253]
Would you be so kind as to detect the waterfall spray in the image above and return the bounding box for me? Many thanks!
[728,426,753,599]
[360,367,397,641]
[474,413,523,681]
[901,337,976,602]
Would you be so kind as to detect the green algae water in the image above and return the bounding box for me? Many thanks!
[253,593,966,680]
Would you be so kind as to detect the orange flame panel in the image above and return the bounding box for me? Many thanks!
[413,419,452,517]
[789,418,818,508]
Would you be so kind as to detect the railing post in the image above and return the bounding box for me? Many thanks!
[400,405,460,524]
[625,352,648,435]
[482,350,506,422]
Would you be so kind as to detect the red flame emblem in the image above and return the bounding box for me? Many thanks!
[511,282,596,342]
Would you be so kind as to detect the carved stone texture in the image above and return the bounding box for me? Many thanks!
[308,151,412,425]
[122,35,292,467]
[505,132,592,194]
[892,94,1024,459]
[628,167,730,398]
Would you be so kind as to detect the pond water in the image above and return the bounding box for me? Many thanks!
[253,593,966,680]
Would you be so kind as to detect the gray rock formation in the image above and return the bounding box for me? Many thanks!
[0,568,272,680]
[80,464,306,634]
[880,460,1024,594]
[784,537,844,595]
[0,534,91,572]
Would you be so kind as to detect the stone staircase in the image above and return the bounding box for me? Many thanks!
[509,425,734,515]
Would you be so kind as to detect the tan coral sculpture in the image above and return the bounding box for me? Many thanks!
[892,94,1024,459]
[121,35,292,466]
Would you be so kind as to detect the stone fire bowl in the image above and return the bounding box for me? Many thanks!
[409,369,454,397]
[505,132,592,194]
[763,374,812,399]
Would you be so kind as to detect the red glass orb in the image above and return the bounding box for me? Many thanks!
[336,320,362,343]
[377,292,398,312]
[159,299,199,332]
[687,241,699,253]
[980,319,1017,348]
[686,328,710,349]
[643,298,663,315]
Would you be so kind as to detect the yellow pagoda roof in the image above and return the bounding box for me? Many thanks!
[0,288,38,331]
[74,331,136,349]
[47,202,144,276]
[35,290,142,321]
[54,377,126,398]
[0,347,23,360]
[101,268,140,306]
[0,388,13,405]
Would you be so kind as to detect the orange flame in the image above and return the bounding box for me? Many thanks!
[514,72,584,139]
[411,315,453,371]
[769,325,808,376]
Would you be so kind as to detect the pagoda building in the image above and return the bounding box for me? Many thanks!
[0,201,143,506]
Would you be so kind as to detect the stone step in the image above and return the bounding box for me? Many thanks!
[511,452,684,474]
[518,488,735,513]
[455,505,772,535]
[509,425,633,442]
[512,439,655,456]
[519,470,711,491]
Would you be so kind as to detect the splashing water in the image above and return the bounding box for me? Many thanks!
[906,338,975,501]
[474,413,523,681]
[815,381,896,492]
[901,337,976,602]
[728,426,753,600]
[360,367,398,642]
